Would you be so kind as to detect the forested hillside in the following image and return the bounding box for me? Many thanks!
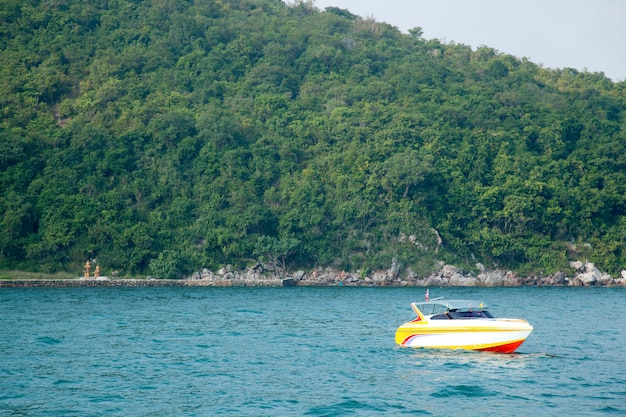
[1,0,625,278]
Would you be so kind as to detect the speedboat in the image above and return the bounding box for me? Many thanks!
[395,297,533,353]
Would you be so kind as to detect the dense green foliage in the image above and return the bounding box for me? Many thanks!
[1,0,625,277]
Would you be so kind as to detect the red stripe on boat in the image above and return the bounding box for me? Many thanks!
[476,339,525,354]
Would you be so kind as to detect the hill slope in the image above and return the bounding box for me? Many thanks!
[1,0,625,277]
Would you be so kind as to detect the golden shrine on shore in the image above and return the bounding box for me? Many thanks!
[83,261,101,278]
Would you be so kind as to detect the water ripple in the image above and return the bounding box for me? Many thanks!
[1,286,624,416]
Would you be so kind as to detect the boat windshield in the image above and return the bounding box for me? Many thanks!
[447,310,494,319]
[413,300,493,319]
[414,302,450,316]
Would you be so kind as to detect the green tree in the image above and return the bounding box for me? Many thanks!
[253,236,301,277]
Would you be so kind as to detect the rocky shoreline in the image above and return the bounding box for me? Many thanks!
[183,259,626,287]
[3,260,625,288]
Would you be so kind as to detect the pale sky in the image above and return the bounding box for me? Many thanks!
[312,0,626,82]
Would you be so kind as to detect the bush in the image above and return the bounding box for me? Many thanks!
[148,251,180,279]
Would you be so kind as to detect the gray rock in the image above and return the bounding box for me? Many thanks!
[570,260,584,271]
[293,270,305,282]
[613,277,626,287]
[596,273,612,286]
[425,275,445,286]
[503,272,524,286]
[479,271,504,286]
[584,262,601,275]
[449,275,480,286]
[388,257,399,280]
[442,264,461,278]
[371,272,386,284]
[568,277,583,286]
[549,271,568,285]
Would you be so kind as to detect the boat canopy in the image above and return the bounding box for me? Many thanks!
[413,300,489,315]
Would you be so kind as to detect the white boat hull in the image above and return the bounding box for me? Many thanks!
[396,319,533,353]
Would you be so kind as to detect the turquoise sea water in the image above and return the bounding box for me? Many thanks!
[1,286,624,416]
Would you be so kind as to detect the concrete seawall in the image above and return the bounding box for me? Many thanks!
[0,279,285,288]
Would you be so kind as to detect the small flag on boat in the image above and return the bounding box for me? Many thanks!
[425,289,429,302]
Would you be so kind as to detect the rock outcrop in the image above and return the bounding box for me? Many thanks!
[178,260,626,287]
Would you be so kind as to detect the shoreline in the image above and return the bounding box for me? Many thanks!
[2,261,625,288]
[2,276,625,289]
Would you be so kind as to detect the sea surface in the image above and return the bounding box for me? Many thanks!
[1,286,624,416]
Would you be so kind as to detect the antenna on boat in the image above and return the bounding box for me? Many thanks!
[424,289,443,302]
